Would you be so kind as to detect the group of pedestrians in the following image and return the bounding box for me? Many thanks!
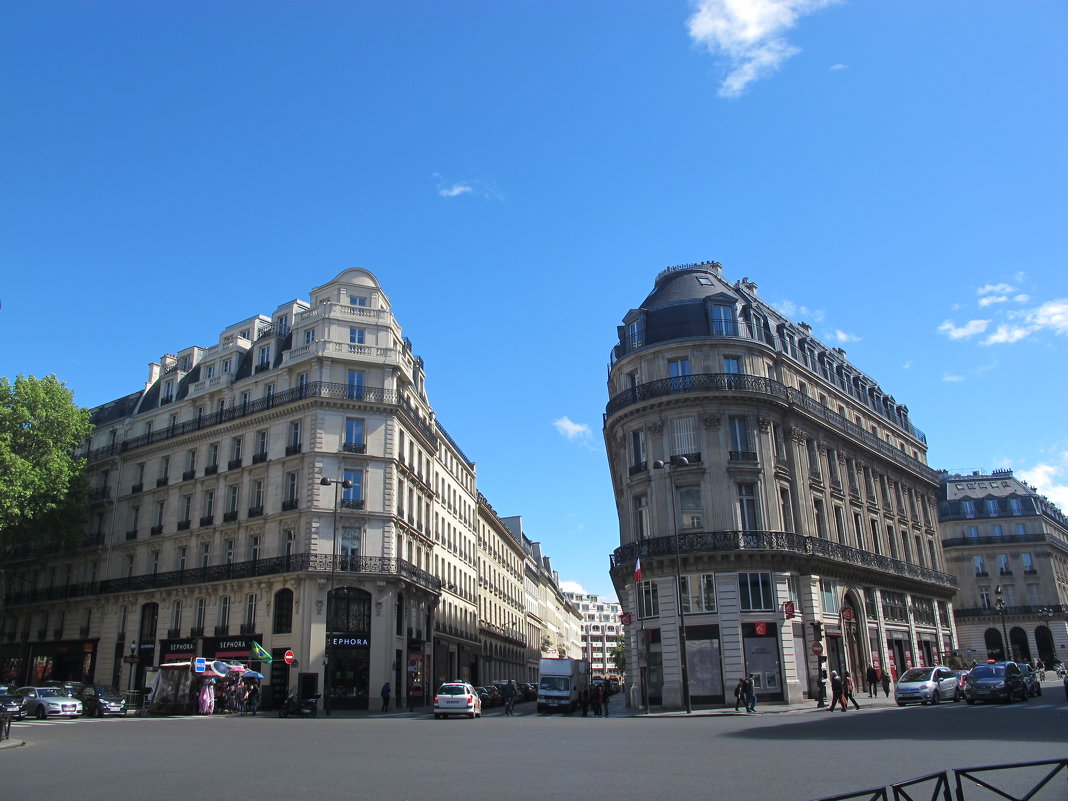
[865,664,892,698]
[827,670,861,711]
[733,674,758,713]
[579,683,611,717]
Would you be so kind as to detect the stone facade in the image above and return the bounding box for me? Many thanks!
[604,262,959,710]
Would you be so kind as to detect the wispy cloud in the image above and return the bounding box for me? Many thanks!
[941,373,966,383]
[433,172,503,200]
[937,319,989,340]
[829,63,848,71]
[687,0,842,98]
[830,329,861,344]
[977,283,1015,296]
[553,416,592,443]
[773,298,825,324]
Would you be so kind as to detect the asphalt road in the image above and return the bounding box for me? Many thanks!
[4,694,1066,801]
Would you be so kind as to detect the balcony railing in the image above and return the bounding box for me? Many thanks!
[90,486,110,502]
[729,451,757,462]
[83,381,440,462]
[156,477,169,487]
[204,464,218,476]
[190,627,204,638]
[182,469,196,481]
[150,525,163,536]
[247,506,264,518]
[223,511,238,523]
[177,520,191,531]
[126,530,138,541]
[941,532,1051,548]
[240,623,256,635]
[131,483,143,494]
[612,529,957,590]
[214,625,229,636]
[228,458,242,470]
[3,553,442,606]
[340,499,364,510]
[199,515,214,527]
[342,442,367,454]
[281,498,299,511]
[285,443,302,456]
[955,603,1068,618]
[605,373,936,480]
[252,452,268,464]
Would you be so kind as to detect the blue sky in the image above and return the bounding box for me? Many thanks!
[2,1,1065,601]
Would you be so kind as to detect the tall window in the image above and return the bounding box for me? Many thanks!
[738,572,774,611]
[630,430,645,468]
[997,554,1010,575]
[245,594,256,627]
[345,418,365,448]
[723,356,741,374]
[219,596,231,627]
[738,483,759,530]
[985,498,1000,516]
[286,472,298,501]
[1022,552,1035,573]
[681,574,717,613]
[962,500,976,518]
[710,304,735,336]
[228,485,239,513]
[348,369,364,399]
[349,327,365,345]
[813,499,827,538]
[200,543,210,568]
[638,581,659,618]
[230,436,242,462]
[171,600,183,632]
[289,420,302,447]
[978,586,991,609]
[678,487,702,529]
[728,416,750,453]
[633,495,648,540]
[671,416,696,457]
[273,588,294,634]
[343,469,363,502]
[974,555,986,576]
[194,598,206,629]
[668,358,692,391]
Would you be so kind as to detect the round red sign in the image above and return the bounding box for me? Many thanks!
[811,642,824,656]
[284,650,295,665]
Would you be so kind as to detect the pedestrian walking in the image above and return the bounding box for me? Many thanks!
[828,670,846,711]
[579,687,589,717]
[590,684,603,717]
[247,682,260,716]
[602,687,610,718]
[380,682,391,713]
[865,664,878,698]
[744,674,757,713]
[881,671,891,698]
[502,681,516,716]
[843,671,861,709]
[733,677,746,711]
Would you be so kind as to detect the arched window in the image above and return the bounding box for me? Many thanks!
[273,588,293,634]
[984,627,1004,660]
[328,586,371,634]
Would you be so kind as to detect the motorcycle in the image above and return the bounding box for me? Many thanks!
[278,691,321,718]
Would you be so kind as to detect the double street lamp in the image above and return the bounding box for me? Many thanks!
[994,585,1010,661]
[652,456,692,714]
[320,475,353,717]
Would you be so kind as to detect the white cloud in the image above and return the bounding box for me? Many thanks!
[978,295,1009,307]
[687,0,841,98]
[1014,294,1031,303]
[553,416,592,442]
[773,298,825,323]
[1027,298,1068,335]
[829,63,847,70]
[981,324,1031,345]
[1017,457,1068,511]
[830,329,860,343]
[941,373,965,383]
[559,580,587,595]
[438,183,472,198]
[937,319,989,340]
[977,283,1015,296]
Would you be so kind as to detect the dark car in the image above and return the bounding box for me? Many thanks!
[1016,664,1042,697]
[473,687,492,707]
[519,682,537,701]
[0,693,25,720]
[75,684,128,717]
[481,685,501,707]
[962,662,1027,704]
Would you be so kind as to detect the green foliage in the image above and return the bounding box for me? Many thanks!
[611,632,626,676]
[0,374,93,559]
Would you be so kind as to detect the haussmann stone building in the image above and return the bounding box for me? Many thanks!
[604,261,959,710]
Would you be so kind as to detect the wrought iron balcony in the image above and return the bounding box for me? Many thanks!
[190,627,204,638]
[956,603,1068,618]
[228,458,242,470]
[252,452,268,464]
[182,469,196,481]
[629,462,647,476]
[156,477,169,487]
[240,623,256,635]
[90,486,110,502]
[199,515,214,526]
[204,464,218,476]
[340,499,364,510]
[177,520,191,531]
[342,442,367,454]
[167,628,180,638]
[3,553,441,607]
[131,483,143,494]
[285,443,302,456]
[223,511,238,523]
[729,451,757,462]
[247,506,264,518]
[126,530,138,541]
[941,532,1051,548]
[214,625,229,636]
[612,529,957,591]
[150,525,163,536]
[281,498,299,511]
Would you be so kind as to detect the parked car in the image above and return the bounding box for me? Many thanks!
[74,684,128,717]
[519,682,537,701]
[0,692,25,720]
[433,682,481,719]
[961,662,1027,704]
[894,666,960,706]
[1017,664,1042,697]
[16,686,83,719]
[473,686,491,707]
[480,685,501,707]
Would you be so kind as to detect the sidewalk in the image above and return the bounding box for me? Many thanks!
[632,691,901,718]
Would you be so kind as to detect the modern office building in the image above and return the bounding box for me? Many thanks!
[603,261,959,710]
[0,268,574,706]
[563,592,623,679]
[937,469,1068,666]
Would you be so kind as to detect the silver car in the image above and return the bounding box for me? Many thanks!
[16,686,83,719]
[894,666,960,706]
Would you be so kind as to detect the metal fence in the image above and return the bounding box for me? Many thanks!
[810,759,1067,801]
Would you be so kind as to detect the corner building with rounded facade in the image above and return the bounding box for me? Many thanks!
[604,262,959,709]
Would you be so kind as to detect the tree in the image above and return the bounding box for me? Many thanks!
[611,633,626,677]
[0,374,93,561]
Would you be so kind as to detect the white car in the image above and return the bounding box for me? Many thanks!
[894,667,960,706]
[433,682,481,719]
[17,686,83,719]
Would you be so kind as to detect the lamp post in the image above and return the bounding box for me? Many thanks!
[995,585,1010,661]
[652,456,692,714]
[320,475,353,717]
[1037,606,1055,664]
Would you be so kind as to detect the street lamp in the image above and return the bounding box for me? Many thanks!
[994,585,1010,661]
[320,475,353,717]
[652,456,692,714]
[1037,606,1056,664]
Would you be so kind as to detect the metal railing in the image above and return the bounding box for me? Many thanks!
[612,530,957,590]
[809,758,1067,801]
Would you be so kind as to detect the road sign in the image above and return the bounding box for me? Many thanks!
[755,622,768,635]
[783,601,796,619]
[620,612,633,625]
[194,657,207,673]
[284,650,295,665]
[811,642,824,656]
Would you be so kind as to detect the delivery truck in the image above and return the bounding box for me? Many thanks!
[537,657,589,714]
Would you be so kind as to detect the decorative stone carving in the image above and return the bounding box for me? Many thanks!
[702,415,721,430]
[647,421,663,435]
[758,417,771,433]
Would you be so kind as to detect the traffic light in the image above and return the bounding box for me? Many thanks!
[811,621,823,639]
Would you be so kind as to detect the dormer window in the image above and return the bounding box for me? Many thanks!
[240,329,251,340]
[349,295,368,307]
[206,365,216,379]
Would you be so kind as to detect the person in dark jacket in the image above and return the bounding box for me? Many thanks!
[881,671,891,697]
[866,664,878,698]
[380,682,391,713]
[828,670,846,711]
[843,670,861,709]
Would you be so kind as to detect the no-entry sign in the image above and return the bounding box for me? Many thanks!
[284,650,295,665]
[811,642,824,656]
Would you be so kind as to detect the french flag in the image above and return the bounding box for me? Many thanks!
[634,557,642,583]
